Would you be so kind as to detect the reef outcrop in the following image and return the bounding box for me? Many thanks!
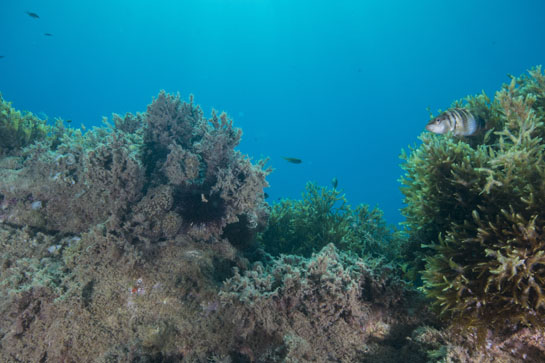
[0,91,429,362]
[2,77,545,362]
[0,91,270,246]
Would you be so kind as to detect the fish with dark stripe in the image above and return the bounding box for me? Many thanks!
[426,108,482,136]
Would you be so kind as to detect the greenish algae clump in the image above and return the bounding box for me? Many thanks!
[258,181,403,261]
[400,66,545,337]
[0,94,49,155]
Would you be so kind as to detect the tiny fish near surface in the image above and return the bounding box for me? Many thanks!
[426,108,481,136]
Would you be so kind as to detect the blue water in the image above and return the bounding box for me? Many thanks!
[1,0,544,225]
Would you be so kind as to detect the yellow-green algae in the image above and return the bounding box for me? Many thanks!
[258,181,404,261]
[0,94,49,155]
[401,66,545,337]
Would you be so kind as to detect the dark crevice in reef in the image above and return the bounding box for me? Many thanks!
[173,185,226,225]
[222,214,258,252]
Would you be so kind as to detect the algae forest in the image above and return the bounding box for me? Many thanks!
[1,67,545,362]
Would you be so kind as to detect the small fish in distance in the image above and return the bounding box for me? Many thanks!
[44,33,53,36]
[0,56,4,59]
[26,11,40,19]
[425,108,482,136]
[331,177,338,189]
[281,156,302,164]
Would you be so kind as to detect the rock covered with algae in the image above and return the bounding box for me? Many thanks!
[0,91,273,360]
[1,81,545,362]
[0,91,270,245]
[219,243,426,362]
[401,66,545,350]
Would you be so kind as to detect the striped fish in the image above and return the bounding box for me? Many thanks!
[425,108,481,136]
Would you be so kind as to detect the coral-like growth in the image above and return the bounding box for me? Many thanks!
[400,66,545,334]
[126,91,271,244]
[0,91,270,247]
[259,182,402,260]
[0,94,49,155]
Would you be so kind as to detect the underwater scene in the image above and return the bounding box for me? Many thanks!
[1,0,545,362]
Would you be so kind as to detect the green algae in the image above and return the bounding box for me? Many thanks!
[0,94,49,155]
[400,66,545,335]
[258,182,403,261]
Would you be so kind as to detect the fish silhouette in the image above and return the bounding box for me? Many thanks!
[281,156,302,164]
[26,11,40,19]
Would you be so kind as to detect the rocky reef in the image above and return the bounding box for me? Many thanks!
[1,77,545,363]
[219,243,425,362]
[0,91,274,361]
[0,91,270,244]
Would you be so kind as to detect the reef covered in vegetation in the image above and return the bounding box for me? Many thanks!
[401,66,545,344]
[1,67,545,362]
[0,91,421,362]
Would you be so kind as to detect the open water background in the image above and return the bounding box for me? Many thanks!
[1,0,544,224]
